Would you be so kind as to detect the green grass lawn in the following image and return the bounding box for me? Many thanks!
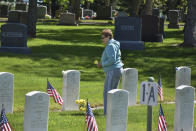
[0,22,196,130]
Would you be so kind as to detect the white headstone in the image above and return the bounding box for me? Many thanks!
[62,70,80,110]
[23,91,49,131]
[122,68,138,106]
[106,89,129,131]
[140,81,158,106]
[174,85,195,131]
[0,72,14,113]
[175,66,191,88]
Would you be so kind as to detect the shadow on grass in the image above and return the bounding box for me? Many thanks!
[36,26,111,44]
[0,44,105,81]
[121,46,196,88]
[58,110,104,116]
[164,29,184,41]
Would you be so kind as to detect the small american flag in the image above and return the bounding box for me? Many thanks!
[86,103,98,131]
[47,81,63,105]
[0,108,12,131]
[158,76,164,101]
[158,104,167,131]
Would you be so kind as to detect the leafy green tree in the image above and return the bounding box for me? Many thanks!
[117,0,143,16]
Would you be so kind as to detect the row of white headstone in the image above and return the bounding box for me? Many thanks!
[0,66,194,131]
[106,66,195,131]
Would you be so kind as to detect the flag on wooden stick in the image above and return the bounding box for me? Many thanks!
[158,75,164,101]
[47,80,63,105]
[158,104,167,131]
[0,106,12,131]
[86,102,98,131]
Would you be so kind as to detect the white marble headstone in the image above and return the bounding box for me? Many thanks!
[0,72,14,113]
[62,70,80,110]
[23,91,49,131]
[122,68,138,106]
[174,85,195,131]
[175,66,191,88]
[106,89,129,131]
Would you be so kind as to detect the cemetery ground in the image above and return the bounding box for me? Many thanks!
[0,22,196,130]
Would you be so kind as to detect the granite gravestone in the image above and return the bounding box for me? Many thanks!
[160,16,165,37]
[8,10,21,23]
[0,4,9,17]
[23,91,49,131]
[142,15,163,42]
[114,17,145,50]
[0,23,31,53]
[175,66,191,88]
[168,10,180,29]
[152,8,160,16]
[122,68,138,106]
[0,72,14,113]
[96,6,112,20]
[15,3,27,11]
[59,12,76,25]
[20,11,28,25]
[117,11,128,17]
[62,70,80,110]
[174,85,195,131]
[106,89,129,131]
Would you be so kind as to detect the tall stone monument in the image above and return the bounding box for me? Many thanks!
[115,17,145,50]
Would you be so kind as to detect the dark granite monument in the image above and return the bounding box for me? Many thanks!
[114,17,145,50]
[0,23,31,54]
[168,10,180,29]
[0,4,9,17]
[15,3,27,11]
[8,10,28,25]
[96,6,112,20]
[152,8,160,16]
[142,15,163,42]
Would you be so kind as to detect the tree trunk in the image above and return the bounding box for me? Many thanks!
[128,0,142,16]
[51,0,56,18]
[182,0,196,47]
[28,0,37,38]
[71,0,80,22]
[144,0,153,15]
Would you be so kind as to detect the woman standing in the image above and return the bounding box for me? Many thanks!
[97,29,124,115]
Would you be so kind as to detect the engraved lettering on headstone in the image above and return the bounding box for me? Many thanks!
[2,32,24,37]
[120,25,134,31]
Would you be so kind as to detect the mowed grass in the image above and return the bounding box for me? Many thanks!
[0,22,196,130]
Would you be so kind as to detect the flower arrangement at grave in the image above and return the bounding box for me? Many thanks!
[75,99,87,111]
[92,15,96,20]
[85,15,90,20]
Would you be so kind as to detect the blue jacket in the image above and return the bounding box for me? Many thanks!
[101,39,124,72]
